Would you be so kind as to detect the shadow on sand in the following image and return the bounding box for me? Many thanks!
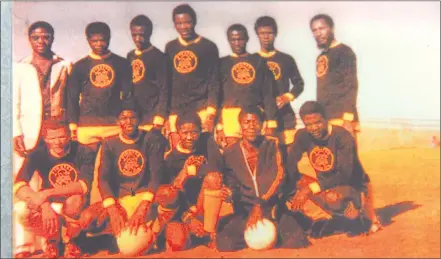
[375,201,422,226]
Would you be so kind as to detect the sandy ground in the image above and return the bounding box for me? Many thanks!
[32,128,441,258]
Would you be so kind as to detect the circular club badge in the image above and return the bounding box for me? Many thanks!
[89,63,115,88]
[316,55,328,78]
[231,62,256,85]
[267,61,282,80]
[174,50,198,74]
[131,59,145,83]
[309,146,334,172]
[118,149,145,177]
[48,163,79,188]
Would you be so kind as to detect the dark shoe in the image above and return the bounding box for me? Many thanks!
[309,220,335,239]
[346,217,371,237]
[64,242,82,258]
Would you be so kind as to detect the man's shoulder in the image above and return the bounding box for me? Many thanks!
[200,36,218,48]
[335,43,356,57]
[165,38,179,51]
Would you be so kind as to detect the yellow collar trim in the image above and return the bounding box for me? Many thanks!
[134,45,154,56]
[88,51,112,60]
[258,50,277,58]
[119,133,141,144]
[178,36,202,46]
[231,52,249,58]
[176,143,193,154]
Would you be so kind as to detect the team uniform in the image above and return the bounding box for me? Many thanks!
[218,53,278,138]
[127,46,169,131]
[165,36,220,132]
[258,50,304,145]
[216,136,309,251]
[316,43,359,134]
[13,142,95,238]
[285,125,369,225]
[163,133,230,248]
[67,52,134,145]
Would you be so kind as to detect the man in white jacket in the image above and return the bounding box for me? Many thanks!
[13,21,72,258]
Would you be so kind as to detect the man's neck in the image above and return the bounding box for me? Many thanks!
[138,42,152,51]
[261,46,275,53]
[32,51,53,62]
[242,136,263,149]
[322,39,339,51]
[49,144,71,159]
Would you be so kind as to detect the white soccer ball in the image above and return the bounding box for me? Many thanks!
[244,218,277,250]
[117,225,153,256]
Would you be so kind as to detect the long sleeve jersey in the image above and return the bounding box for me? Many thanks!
[258,50,304,130]
[127,46,169,126]
[67,52,134,127]
[316,43,359,122]
[13,141,95,202]
[163,133,223,206]
[221,136,285,212]
[98,130,167,208]
[219,53,278,127]
[285,125,368,198]
[165,36,220,117]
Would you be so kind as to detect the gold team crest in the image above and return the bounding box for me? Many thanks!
[174,50,198,74]
[231,62,256,85]
[316,55,328,78]
[48,163,79,188]
[90,63,115,88]
[309,146,334,172]
[131,59,145,83]
[118,149,145,177]
[267,61,282,80]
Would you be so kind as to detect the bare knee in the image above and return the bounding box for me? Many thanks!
[165,222,190,251]
[203,172,223,190]
[63,195,85,218]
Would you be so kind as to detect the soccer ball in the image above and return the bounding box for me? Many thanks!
[244,218,277,250]
[117,225,153,256]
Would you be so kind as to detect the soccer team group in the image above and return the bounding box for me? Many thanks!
[12,3,384,258]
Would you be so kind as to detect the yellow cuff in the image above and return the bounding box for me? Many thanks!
[79,180,88,194]
[343,113,354,122]
[206,106,217,115]
[283,93,295,102]
[308,182,321,194]
[216,124,224,131]
[69,123,78,131]
[13,181,28,195]
[140,191,154,202]
[102,197,116,208]
[267,120,278,128]
[153,116,165,126]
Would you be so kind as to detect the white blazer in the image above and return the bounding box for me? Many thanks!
[13,54,72,152]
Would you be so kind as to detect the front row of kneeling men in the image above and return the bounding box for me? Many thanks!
[13,101,381,258]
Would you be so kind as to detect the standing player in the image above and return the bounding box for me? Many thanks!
[165,4,221,148]
[13,21,72,258]
[254,16,304,150]
[127,15,169,132]
[216,24,278,148]
[286,101,382,237]
[310,14,359,138]
[13,119,95,258]
[215,106,310,251]
[67,22,134,203]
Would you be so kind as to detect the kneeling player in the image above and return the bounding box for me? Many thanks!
[162,113,232,251]
[286,101,382,238]
[13,118,95,258]
[69,108,176,256]
[215,106,310,252]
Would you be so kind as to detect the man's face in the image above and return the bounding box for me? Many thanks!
[240,113,262,142]
[29,27,54,55]
[256,26,276,51]
[130,25,149,50]
[302,113,328,140]
[118,110,139,137]
[310,18,334,49]
[87,33,110,55]
[44,127,70,156]
[178,122,201,151]
[174,13,196,40]
[228,30,248,55]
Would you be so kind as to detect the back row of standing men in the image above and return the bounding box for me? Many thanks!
[12,3,381,258]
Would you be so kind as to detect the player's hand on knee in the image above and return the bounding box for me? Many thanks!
[220,186,233,201]
[13,135,27,157]
[107,204,127,237]
[246,204,263,229]
[290,187,311,211]
[41,202,59,236]
[27,191,49,211]
[188,217,205,237]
